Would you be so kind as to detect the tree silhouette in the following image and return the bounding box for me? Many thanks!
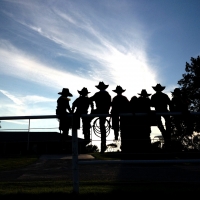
[173,56,200,150]
[178,56,200,112]
[178,56,200,131]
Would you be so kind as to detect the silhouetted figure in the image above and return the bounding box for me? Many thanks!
[72,87,94,145]
[171,88,193,137]
[56,88,73,140]
[90,82,111,153]
[130,96,138,113]
[123,95,139,153]
[111,86,129,141]
[151,84,171,149]
[137,89,152,152]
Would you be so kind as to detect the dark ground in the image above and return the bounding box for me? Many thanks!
[1,153,200,184]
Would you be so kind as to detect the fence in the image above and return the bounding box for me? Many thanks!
[0,115,59,152]
[1,112,200,193]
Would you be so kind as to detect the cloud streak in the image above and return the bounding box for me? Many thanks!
[1,0,159,97]
[0,0,165,123]
[0,40,95,94]
[0,89,23,105]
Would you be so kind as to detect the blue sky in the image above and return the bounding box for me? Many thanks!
[0,0,200,138]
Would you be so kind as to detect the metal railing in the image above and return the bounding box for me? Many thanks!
[1,112,200,193]
[0,115,60,151]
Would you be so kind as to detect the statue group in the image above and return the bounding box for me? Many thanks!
[56,82,193,153]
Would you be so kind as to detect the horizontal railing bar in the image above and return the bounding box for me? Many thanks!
[81,112,199,117]
[0,128,59,130]
[0,129,28,131]
[0,112,200,120]
[78,159,200,165]
[0,115,58,120]
[29,127,59,129]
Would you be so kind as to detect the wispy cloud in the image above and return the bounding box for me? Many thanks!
[0,89,56,116]
[0,0,171,123]
[0,40,95,94]
[0,0,160,98]
[0,90,55,105]
[0,0,176,138]
[0,89,23,105]
[23,95,55,104]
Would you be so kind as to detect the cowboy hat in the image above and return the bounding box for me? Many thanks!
[138,89,151,97]
[112,85,126,94]
[171,88,181,96]
[95,81,109,90]
[152,83,165,91]
[78,87,90,96]
[58,88,73,96]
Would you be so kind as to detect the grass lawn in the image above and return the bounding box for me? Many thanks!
[90,152,122,160]
[0,154,38,171]
[0,181,200,198]
[1,153,200,198]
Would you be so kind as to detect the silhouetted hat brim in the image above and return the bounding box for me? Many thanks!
[78,90,90,95]
[58,92,73,96]
[95,85,109,90]
[113,89,126,93]
[138,93,151,97]
[171,90,181,95]
[152,85,165,91]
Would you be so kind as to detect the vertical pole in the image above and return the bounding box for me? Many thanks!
[72,114,79,193]
[91,118,92,146]
[27,119,30,151]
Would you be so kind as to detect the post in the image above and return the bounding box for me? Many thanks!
[27,118,30,151]
[72,114,79,193]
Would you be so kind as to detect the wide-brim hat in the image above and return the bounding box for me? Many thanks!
[58,88,73,97]
[152,83,165,91]
[171,88,181,96]
[78,87,90,95]
[138,89,151,97]
[95,81,109,90]
[112,85,126,94]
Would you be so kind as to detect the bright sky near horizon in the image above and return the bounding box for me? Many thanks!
[1,0,200,146]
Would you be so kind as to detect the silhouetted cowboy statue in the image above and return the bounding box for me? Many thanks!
[137,89,152,152]
[129,95,140,152]
[170,88,193,137]
[90,81,111,153]
[111,85,130,141]
[151,84,171,149]
[130,95,138,113]
[170,88,184,137]
[72,87,94,145]
[111,85,130,153]
[56,88,73,140]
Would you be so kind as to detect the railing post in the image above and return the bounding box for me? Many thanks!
[27,118,30,151]
[72,114,79,193]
